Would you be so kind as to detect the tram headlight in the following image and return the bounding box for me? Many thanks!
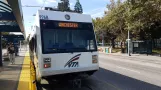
[92,55,98,63]
[43,58,51,68]
[43,58,51,63]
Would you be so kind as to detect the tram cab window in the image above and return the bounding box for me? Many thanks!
[42,29,97,54]
[29,38,35,61]
[40,21,97,54]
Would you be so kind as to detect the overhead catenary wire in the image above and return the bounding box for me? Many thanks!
[41,0,47,9]
[22,5,41,7]
[22,0,47,9]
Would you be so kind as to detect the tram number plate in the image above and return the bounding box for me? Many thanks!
[40,15,48,20]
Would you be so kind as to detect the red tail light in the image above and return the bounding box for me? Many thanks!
[44,63,51,68]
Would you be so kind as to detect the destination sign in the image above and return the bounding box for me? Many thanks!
[58,23,78,28]
[40,20,92,30]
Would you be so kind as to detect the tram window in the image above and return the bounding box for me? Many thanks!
[42,29,97,53]
[34,36,36,53]
[30,38,35,52]
[34,35,38,57]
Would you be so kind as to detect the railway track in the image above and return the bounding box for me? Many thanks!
[36,78,94,90]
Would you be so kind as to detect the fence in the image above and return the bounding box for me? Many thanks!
[153,39,161,48]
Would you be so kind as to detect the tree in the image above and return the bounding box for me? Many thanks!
[104,0,128,48]
[58,0,70,11]
[2,32,9,35]
[94,0,161,49]
[74,0,83,13]
[126,0,161,40]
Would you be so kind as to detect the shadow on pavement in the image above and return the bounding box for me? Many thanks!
[0,79,19,90]
[151,53,161,57]
[2,65,29,71]
[93,68,161,90]
[0,56,25,90]
[38,72,120,90]
[0,79,28,90]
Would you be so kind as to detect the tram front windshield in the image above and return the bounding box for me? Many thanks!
[41,20,97,54]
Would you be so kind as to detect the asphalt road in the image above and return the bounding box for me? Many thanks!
[94,53,161,90]
[39,53,161,90]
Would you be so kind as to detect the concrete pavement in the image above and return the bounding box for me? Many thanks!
[0,48,27,90]
[0,56,24,90]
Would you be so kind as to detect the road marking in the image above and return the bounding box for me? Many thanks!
[93,75,121,90]
[99,61,141,74]
[116,66,141,74]
[99,55,161,69]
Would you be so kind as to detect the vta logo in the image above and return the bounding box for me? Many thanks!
[64,54,81,68]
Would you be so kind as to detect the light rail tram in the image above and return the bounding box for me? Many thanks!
[29,8,99,82]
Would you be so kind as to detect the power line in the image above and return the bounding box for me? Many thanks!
[22,5,41,7]
[41,0,47,9]
[22,0,47,9]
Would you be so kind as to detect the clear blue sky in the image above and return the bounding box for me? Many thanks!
[21,0,109,34]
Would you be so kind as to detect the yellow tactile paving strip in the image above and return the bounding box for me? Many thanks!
[17,52,36,90]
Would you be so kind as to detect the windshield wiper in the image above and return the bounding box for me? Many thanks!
[73,48,87,50]
[48,48,67,51]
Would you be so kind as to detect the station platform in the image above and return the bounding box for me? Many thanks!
[0,48,36,90]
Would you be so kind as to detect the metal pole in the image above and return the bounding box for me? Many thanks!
[0,32,3,66]
[128,30,131,56]
[102,35,104,46]
[20,41,21,51]
[127,3,131,56]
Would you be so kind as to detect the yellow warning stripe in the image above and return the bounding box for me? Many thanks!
[30,59,37,90]
[17,52,36,90]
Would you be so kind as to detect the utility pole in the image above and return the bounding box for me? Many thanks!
[102,35,104,47]
[127,23,130,56]
[128,2,131,56]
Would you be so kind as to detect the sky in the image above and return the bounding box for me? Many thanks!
[21,0,109,35]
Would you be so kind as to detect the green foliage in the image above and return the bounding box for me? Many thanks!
[93,0,161,44]
[58,0,70,11]
[2,32,9,35]
[152,48,161,54]
[74,0,83,13]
